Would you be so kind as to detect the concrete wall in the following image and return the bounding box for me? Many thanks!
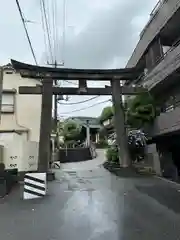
[1,70,42,142]
[59,148,92,163]
[142,42,180,90]
[147,144,161,175]
[149,106,180,137]
[127,0,180,67]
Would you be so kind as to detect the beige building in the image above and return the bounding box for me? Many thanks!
[0,64,42,143]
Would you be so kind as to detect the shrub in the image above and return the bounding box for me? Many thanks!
[106,146,119,163]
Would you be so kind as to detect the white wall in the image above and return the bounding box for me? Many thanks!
[0,69,42,142]
[2,138,39,172]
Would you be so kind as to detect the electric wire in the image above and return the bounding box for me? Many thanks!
[60,99,111,114]
[46,0,53,61]
[15,0,38,65]
[61,0,66,64]
[51,0,57,61]
[41,0,53,62]
[59,96,100,105]
[40,0,49,62]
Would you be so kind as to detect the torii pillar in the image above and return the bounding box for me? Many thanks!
[111,79,130,167]
[38,78,53,173]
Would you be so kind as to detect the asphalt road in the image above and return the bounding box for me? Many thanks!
[1,166,180,240]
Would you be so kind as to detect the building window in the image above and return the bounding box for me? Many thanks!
[1,93,15,113]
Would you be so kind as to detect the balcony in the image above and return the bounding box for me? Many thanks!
[140,0,166,39]
[141,39,180,92]
[148,106,180,137]
[127,0,180,67]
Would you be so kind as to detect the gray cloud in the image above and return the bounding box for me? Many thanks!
[1,0,158,117]
[59,0,158,69]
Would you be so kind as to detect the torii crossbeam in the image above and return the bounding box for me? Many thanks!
[11,59,145,173]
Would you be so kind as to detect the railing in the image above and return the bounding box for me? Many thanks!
[144,37,180,78]
[140,0,166,39]
[132,37,180,86]
[150,0,164,17]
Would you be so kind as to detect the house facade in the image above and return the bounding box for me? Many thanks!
[126,0,180,177]
[0,64,42,144]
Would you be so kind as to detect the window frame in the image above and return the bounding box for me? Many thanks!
[1,90,16,114]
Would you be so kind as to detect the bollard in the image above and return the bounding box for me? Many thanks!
[23,173,47,200]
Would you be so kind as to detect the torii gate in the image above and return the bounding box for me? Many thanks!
[11,59,145,172]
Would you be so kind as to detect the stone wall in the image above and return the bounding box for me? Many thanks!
[58,147,93,163]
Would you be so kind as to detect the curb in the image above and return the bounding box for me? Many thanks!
[154,175,180,187]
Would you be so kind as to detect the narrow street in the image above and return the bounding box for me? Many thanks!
[1,153,180,240]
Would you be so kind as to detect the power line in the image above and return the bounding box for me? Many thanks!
[60,99,111,115]
[52,0,57,60]
[40,0,49,61]
[61,0,66,64]
[59,96,100,105]
[15,0,38,65]
[41,0,53,62]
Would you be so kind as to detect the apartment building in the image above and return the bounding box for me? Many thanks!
[126,0,180,178]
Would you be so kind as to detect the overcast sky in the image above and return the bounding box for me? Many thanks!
[1,0,158,119]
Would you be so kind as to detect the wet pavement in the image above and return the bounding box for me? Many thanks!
[1,165,180,239]
[60,149,106,172]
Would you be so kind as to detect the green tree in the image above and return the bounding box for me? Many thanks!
[99,106,114,123]
[62,120,82,142]
[126,92,159,128]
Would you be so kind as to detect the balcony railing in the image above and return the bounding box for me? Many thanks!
[145,37,180,79]
[132,37,180,87]
[147,105,180,137]
[150,0,165,17]
[140,0,167,39]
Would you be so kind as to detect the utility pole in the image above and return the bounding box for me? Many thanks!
[111,79,130,167]
[54,78,58,134]
[47,61,64,148]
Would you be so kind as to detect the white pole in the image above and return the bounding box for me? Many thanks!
[86,120,90,147]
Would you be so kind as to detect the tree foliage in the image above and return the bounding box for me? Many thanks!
[106,146,119,163]
[126,93,159,128]
[62,120,81,142]
[99,106,114,123]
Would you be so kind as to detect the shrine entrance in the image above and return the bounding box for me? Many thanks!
[11,59,145,172]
